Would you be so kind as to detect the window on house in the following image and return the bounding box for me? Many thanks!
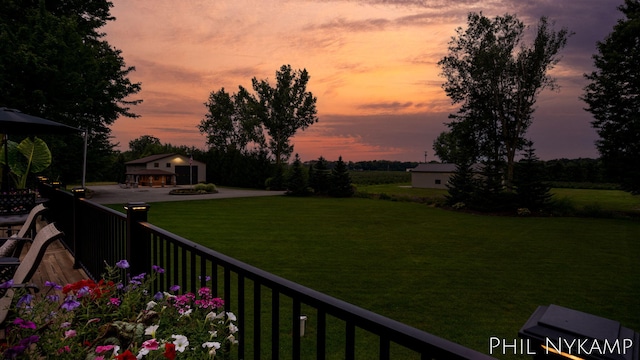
[154,163,159,168]
[435,179,441,185]
[166,163,171,168]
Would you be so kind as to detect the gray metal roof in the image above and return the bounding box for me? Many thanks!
[410,163,458,173]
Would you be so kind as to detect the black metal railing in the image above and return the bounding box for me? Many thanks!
[38,183,496,360]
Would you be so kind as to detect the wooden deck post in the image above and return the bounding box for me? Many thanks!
[125,202,151,276]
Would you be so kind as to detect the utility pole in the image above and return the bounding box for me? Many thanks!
[424,150,428,163]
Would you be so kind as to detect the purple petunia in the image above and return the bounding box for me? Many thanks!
[44,281,62,290]
[13,318,36,330]
[116,260,130,269]
[61,296,81,311]
[170,285,180,292]
[0,279,14,288]
[152,265,165,274]
[16,294,33,308]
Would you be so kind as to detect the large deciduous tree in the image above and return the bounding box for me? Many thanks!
[198,87,263,154]
[0,0,141,183]
[583,0,640,194]
[199,65,318,166]
[438,13,570,191]
[250,65,318,167]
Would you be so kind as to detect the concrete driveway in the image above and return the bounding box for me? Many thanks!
[85,185,285,204]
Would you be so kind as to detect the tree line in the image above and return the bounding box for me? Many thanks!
[1,1,637,198]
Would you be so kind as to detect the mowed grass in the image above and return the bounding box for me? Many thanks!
[551,188,640,212]
[119,195,640,358]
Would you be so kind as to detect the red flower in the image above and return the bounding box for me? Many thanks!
[115,349,137,360]
[62,279,97,294]
[163,343,177,360]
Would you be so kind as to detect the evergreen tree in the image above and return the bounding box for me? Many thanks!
[329,156,354,198]
[514,141,552,211]
[583,0,640,193]
[309,156,330,195]
[446,161,478,207]
[285,154,310,196]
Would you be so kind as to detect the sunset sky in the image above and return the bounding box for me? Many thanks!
[103,0,625,162]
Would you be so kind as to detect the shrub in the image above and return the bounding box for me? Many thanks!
[194,183,218,193]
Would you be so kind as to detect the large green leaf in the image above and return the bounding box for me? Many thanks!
[1,136,52,189]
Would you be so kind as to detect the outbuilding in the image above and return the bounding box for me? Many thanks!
[409,163,458,189]
[124,154,206,187]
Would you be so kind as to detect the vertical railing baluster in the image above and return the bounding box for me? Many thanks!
[200,259,207,287]
[172,242,179,288]
[253,282,261,360]
[317,310,326,360]
[212,262,218,297]
[238,275,245,360]
[224,267,231,312]
[346,322,355,360]
[180,248,187,291]
[164,239,171,291]
[189,251,196,292]
[379,337,390,360]
[292,299,301,359]
[272,290,280,360]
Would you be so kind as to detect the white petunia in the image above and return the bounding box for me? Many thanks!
[202,341,221,350]
[172,334,189,352]
[145,325,159,338]
[146,301,157,310]
[205,311,217,322]
[226,312,237,321]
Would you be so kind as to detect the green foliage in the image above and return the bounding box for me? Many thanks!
[514,142,552,211]
[445,162,479,206]
[265,163,286,191]
[200,65,318,167]
[583,0,640,194]
[438,12,571,190]
[198,87,263,154]
[329,156,354,197]
[349,170,410,185]
[127,135,163,159]
[285,154,311,196]
[193,183,218,193]
[0,1,141,184]
[0,136,52,189]
[252,65,318,166]
[308,156,330,195]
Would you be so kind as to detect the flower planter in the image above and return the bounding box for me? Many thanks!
[0,190,36,215]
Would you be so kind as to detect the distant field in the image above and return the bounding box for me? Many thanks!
[550,188,640,213]
[115,195,640,359]
[350,171,640,216]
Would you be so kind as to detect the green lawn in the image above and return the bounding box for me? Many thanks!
[550,188,640,212]
[110,195,640,359]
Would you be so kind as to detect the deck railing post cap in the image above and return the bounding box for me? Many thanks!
[124,202,150,211]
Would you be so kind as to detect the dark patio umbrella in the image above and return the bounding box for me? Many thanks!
[0,107,83,190]
[0,107,80,134]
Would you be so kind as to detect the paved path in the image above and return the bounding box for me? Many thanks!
[86,184,285,204]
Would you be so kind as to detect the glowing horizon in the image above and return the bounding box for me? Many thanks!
[104,0,622,162]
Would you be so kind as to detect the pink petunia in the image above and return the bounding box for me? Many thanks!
[96,345,115,353]
[142,338,159,350]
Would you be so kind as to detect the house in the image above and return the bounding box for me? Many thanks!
[124,154,206,187]
[409,163,457,189]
